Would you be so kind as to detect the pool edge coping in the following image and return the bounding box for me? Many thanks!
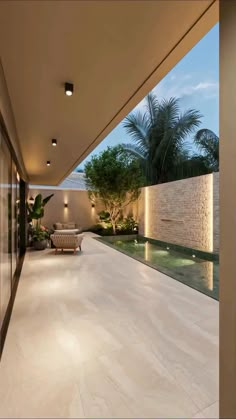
[94,235,219,302]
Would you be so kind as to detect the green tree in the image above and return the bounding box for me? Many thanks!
[85,146,144,234]
[193,128,219,172]
[123,92,202,185]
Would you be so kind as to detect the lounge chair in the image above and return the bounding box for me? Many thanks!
[50,233,84,255]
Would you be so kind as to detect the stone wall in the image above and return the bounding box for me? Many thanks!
[213,172,219,252]
[30,173,219,252]
[138,173,219,252]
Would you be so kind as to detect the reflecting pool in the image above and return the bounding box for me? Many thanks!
[99,237,219,300]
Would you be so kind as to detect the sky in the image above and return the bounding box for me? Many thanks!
[77,23,219,170]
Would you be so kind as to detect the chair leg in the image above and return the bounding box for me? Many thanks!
[79,245,81,251]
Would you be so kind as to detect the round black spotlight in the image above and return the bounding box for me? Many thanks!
[46,161,51,166]
[52,139,57,146]
[65,82,74,96]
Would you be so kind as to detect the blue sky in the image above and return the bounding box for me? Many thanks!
[77,23,219,170]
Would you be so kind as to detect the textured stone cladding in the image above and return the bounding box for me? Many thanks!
[138,173,219,252]
[213,172,219,252]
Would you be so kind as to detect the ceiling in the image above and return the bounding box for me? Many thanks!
[0,0,218,185]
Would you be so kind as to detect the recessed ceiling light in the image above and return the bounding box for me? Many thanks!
[65,82,74,96]
[52,139,57,146]
[47,161,51,166]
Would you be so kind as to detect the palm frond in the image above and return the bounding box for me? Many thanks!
[194,128,219,154]
[122,143,147,160]
[155,97,180,131]
[194,128,219,171]
[123,91,212,184]
[152,106,202,182]
[145,92,159,127]
[123,111,150,149]
[174,109,202,140]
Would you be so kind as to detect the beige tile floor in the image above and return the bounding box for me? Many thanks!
[0,233,219,418]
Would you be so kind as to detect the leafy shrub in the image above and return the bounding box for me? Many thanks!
[32,225,50,242]
[89,215,138,236]
[117,215,138,234]
[89,223,113,236]
[98,211,111,222]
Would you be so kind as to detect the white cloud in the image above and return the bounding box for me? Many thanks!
[193,82,218,91]
[132,76,219,111]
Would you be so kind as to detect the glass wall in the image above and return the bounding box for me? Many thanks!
[0,124,21,331]
[11,164,20,275]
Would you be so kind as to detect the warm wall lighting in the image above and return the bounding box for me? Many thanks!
[64,203,68,208]
[65,82,74,96]
[91,203,95,208]
[47,161,51,166]
[144,187,149,237]
[206,261,214,291]
[52,139,57,146]
[209,173,214,252]
[145,241,150,262]
[29,196,34,204]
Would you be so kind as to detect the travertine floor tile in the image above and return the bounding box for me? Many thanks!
[193,401,219,418]
[0,233,219,418]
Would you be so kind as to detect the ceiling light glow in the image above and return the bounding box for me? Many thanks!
[65,82,74,96]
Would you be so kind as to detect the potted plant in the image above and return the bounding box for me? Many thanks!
[31,225,49,250]
[27,193,54,250]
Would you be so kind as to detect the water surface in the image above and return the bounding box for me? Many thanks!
[100,237,219,300]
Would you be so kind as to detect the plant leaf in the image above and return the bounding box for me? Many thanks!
[43,194,54,206]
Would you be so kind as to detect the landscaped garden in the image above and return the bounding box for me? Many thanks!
[83,92,219,298]
[85,93,219,236]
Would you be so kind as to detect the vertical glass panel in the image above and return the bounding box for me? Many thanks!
[11,163,17,276]
[16,172,20,260]
[0,132,12,329]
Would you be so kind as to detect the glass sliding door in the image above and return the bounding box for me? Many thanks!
[0,131,12,329]
[0,119,25,351]
[11,163,20,279]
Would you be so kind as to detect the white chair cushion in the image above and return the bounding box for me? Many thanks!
[54,229,79,235]
[51,233,84,250]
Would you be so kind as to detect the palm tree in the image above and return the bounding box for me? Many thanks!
[123,93,202,184]
[193,128,219,172]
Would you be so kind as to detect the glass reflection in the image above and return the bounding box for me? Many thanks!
[0,134,12,328]
[0,127,21,331]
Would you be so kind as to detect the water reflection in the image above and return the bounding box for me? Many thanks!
[110,238,218,300]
